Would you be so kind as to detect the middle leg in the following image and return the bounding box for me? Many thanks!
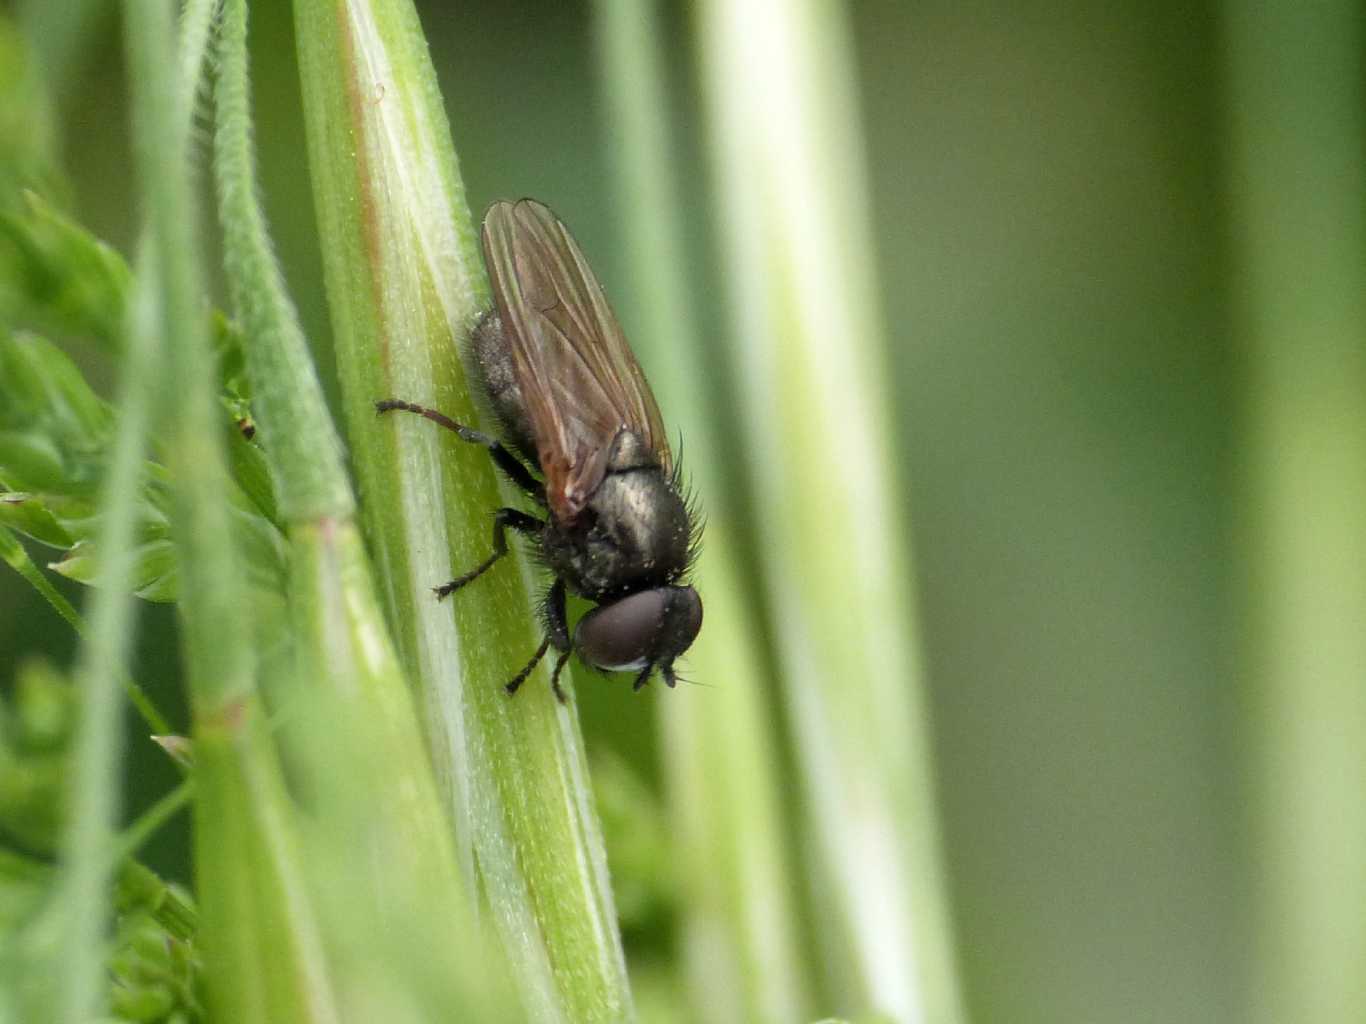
[434,507,543,598]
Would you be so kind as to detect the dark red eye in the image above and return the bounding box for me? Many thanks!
[575,586,702,673]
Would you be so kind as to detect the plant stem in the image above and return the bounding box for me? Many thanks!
[213,0,352,527]
[215,3,514,1015]
[696,1,965,1020]
[51,196,154,1024]
[1225,5,1366,1023]
[592,2,814,1020]
[123,0,340,1020]
[112,777,194,864]
[290,1,633,1018]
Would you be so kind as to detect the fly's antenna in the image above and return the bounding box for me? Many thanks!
[670,657,711,689]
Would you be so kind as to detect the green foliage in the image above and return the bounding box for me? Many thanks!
[0,0,991,1021]
[105,866,203,1023]
[292,0,632,1018]
[0,661,75,855]
[0,662,202,1024]
[0,198,283,617]
[0,18,62,205]
[0,331,286,610]
[0,856,205,1024]
[591,751,675,934]
[0,192,130,349]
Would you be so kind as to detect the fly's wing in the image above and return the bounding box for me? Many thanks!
[481,199,671,519]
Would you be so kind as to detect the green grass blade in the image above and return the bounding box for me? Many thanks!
[15,0,105,110]
[695,2,964,1020]
[213,0,352,525]
[592,2,814,1020]
[122,0,342,1019]
[1225,5,1366,1023]
[290,1,632,1018]
[51,243,153,1024]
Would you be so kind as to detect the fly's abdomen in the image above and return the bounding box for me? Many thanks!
[470,310,538,464]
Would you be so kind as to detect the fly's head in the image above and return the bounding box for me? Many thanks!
[573,584,703,686]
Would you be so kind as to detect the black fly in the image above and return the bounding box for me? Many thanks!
[377,199,703,702]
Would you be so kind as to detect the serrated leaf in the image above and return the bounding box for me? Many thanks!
[0,259,289,680]
[0,332,112,453]
[211,310,250,401]
[0,492,75,547]
[0,430,73,494]
[35,490,101,540]
[221,418,279,528]
[52,535,180,603]
[0,192,132,349]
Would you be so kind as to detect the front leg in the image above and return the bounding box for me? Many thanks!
[543,579,572,703]
[542,578,570,651]
[505,579,572,702]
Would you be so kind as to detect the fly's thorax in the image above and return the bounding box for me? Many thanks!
[543,464,693,601]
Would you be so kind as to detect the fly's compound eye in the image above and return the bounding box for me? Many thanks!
[575,585,703,673]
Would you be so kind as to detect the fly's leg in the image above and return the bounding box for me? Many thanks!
[504,636,551,696]
[374,399,545,503]
[548,651,572,704]
[506,579,574,702]
[434,507,543,598]
[541,579,572,703]
[542,578,571,650]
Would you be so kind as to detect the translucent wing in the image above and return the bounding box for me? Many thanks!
[481,199,671,519]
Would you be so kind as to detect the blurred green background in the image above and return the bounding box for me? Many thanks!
[2,2,1258,1021]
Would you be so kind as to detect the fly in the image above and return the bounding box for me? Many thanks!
[377,198,703,702]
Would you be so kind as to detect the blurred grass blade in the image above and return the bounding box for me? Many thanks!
[213,1,510,1014]
[1,12,64,205]
[50,144,161,1024]
[659,537,813,1022]
[592,2,814,1020]
[1225,5,1366,1024]
[283,522,512,1021]
[122,0,341,1020]
[214,0,352,528]
[290,0,632,1018]
[15,0,105,112]
[51,384,144,1021]
[696,2,964,1021]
